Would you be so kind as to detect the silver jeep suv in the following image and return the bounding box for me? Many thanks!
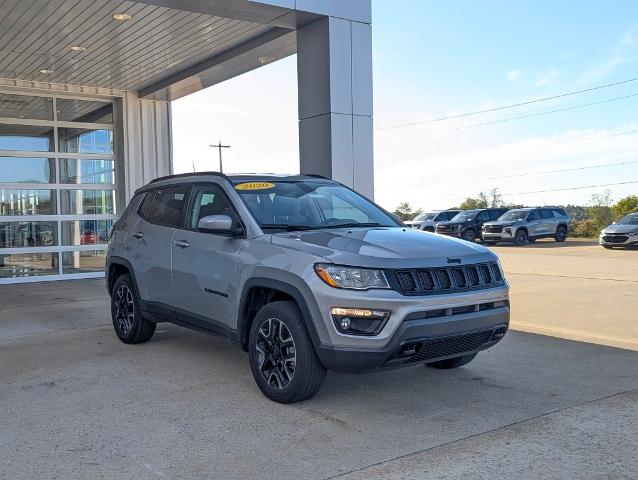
[107,173,510,403]
[482,207,571,246]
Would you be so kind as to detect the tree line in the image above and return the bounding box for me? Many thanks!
[392,189,638,238]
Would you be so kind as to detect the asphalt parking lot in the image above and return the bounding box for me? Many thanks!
[1,240,637,479]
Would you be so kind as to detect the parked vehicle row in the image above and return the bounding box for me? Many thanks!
[407,207,572,246]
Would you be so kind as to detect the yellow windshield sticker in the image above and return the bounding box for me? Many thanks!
[235,182,275,191]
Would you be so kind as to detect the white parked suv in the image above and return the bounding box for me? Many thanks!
[404,210,461,232]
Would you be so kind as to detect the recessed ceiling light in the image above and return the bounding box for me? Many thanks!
[112,13,132,21]
[70,46,87,52]
[39,69,54,74]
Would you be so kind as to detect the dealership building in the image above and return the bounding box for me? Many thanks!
[0,0,373,284]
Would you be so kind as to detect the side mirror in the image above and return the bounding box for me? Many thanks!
[198,215,239,235]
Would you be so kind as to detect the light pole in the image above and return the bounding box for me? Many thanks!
[209,141,231,173]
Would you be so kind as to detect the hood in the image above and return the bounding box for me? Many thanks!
[271,227,495,269]
[602,224,638,234]
[483,221,515,227]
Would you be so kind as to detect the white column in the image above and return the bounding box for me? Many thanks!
[297,16,374,199]
[117,91,173,205]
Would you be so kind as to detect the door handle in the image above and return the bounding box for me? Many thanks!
[133,231,144,239]
[174,240,190,248]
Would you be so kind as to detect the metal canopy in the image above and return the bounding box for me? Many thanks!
[0,0,316,101]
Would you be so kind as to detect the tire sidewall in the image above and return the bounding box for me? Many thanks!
[515,229,528,245]
[248,302,321,403]
[111,274,142,343]
[555,227,567,242]
[463,229,476,242]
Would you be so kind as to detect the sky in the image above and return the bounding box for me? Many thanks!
[172,0,638,212]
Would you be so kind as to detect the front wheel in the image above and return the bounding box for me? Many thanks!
[249,301,326,403]
[555,227,567,242]
[514,229,528,246]
[111,274,156,344]
[426,353,477,369]
[463,229,476,242]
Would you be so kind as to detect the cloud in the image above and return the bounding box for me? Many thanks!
[507,69,523,81]
[534,68,559,86]
[577,27,637,84]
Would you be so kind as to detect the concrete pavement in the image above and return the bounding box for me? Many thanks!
[1,241,637,479]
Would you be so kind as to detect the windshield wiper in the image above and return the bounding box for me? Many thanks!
[327,222,385,229]
[260,224,317,231]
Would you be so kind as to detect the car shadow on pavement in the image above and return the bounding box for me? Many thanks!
[488,239,599,249]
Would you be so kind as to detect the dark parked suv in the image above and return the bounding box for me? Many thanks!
[435,208,510,242]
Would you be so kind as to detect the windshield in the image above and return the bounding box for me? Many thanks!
[413,212,437,221]
[450,210,478,222]
[618,213,638,225]
[234,180,399,231]
[498,210,529,222]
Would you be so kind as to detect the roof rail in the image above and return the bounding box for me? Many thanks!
[149,171,228,184]
[304,173,330,180]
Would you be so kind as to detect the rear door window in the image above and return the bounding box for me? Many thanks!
[527,210,540,221]
[145,186,189,227]
[540,209,554,220]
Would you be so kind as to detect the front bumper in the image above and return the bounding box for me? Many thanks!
[599,233,638,247]
[316,306,509,372]
[436,230,462,237]
[482,230,514,242]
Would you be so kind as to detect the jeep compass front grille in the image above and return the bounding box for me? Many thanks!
[391,262,504,295]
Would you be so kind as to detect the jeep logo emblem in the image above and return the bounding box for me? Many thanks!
[446,257,462,264]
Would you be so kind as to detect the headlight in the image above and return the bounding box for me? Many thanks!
[452,224,461,231]
[314,264,390,290]
[628,230,638,236]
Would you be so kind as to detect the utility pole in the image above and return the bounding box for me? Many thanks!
[209,141,231,173]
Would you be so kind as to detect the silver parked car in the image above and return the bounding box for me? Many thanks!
[482,207,571,245]
[106,173,510,403]
[404,210,461,232]
[600,212,638,248]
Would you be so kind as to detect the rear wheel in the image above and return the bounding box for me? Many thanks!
[463,229,476,242]
[514,229,528,246]
[249,301,326,403]
[427,353,477,369]
[555,226,567,242]
[111,274,155,344]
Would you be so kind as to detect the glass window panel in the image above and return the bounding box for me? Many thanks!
[60,189,115,215]
[0,93,53,120]
[0,221,57,248]
[58,128,113,154]
[62,250,106,274]
[56,98,113,124]
[0,124,54,151]
[61,220,113,245]
[59,158,114,184]
[0,157,55,183]
[145,186,188,227]
[0,252,58,278]
[0,189,56,215]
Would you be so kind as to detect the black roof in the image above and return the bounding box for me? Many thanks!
[148,172,330,185]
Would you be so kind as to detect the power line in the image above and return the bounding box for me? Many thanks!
[376,76,638,131]
[436,180,638,202]
[415,159,638,187]
[447,92,638,131]
[538,128,638,148]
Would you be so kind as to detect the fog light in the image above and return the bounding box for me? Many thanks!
[504,227,512,235]
[330,308,390,336]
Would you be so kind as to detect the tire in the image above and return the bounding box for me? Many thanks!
[514,229,528,246]
[426,353,477,369]
[111,273,156,344]
[249,301,326,404]
[463,229,476,242]
[555,226,567,242]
